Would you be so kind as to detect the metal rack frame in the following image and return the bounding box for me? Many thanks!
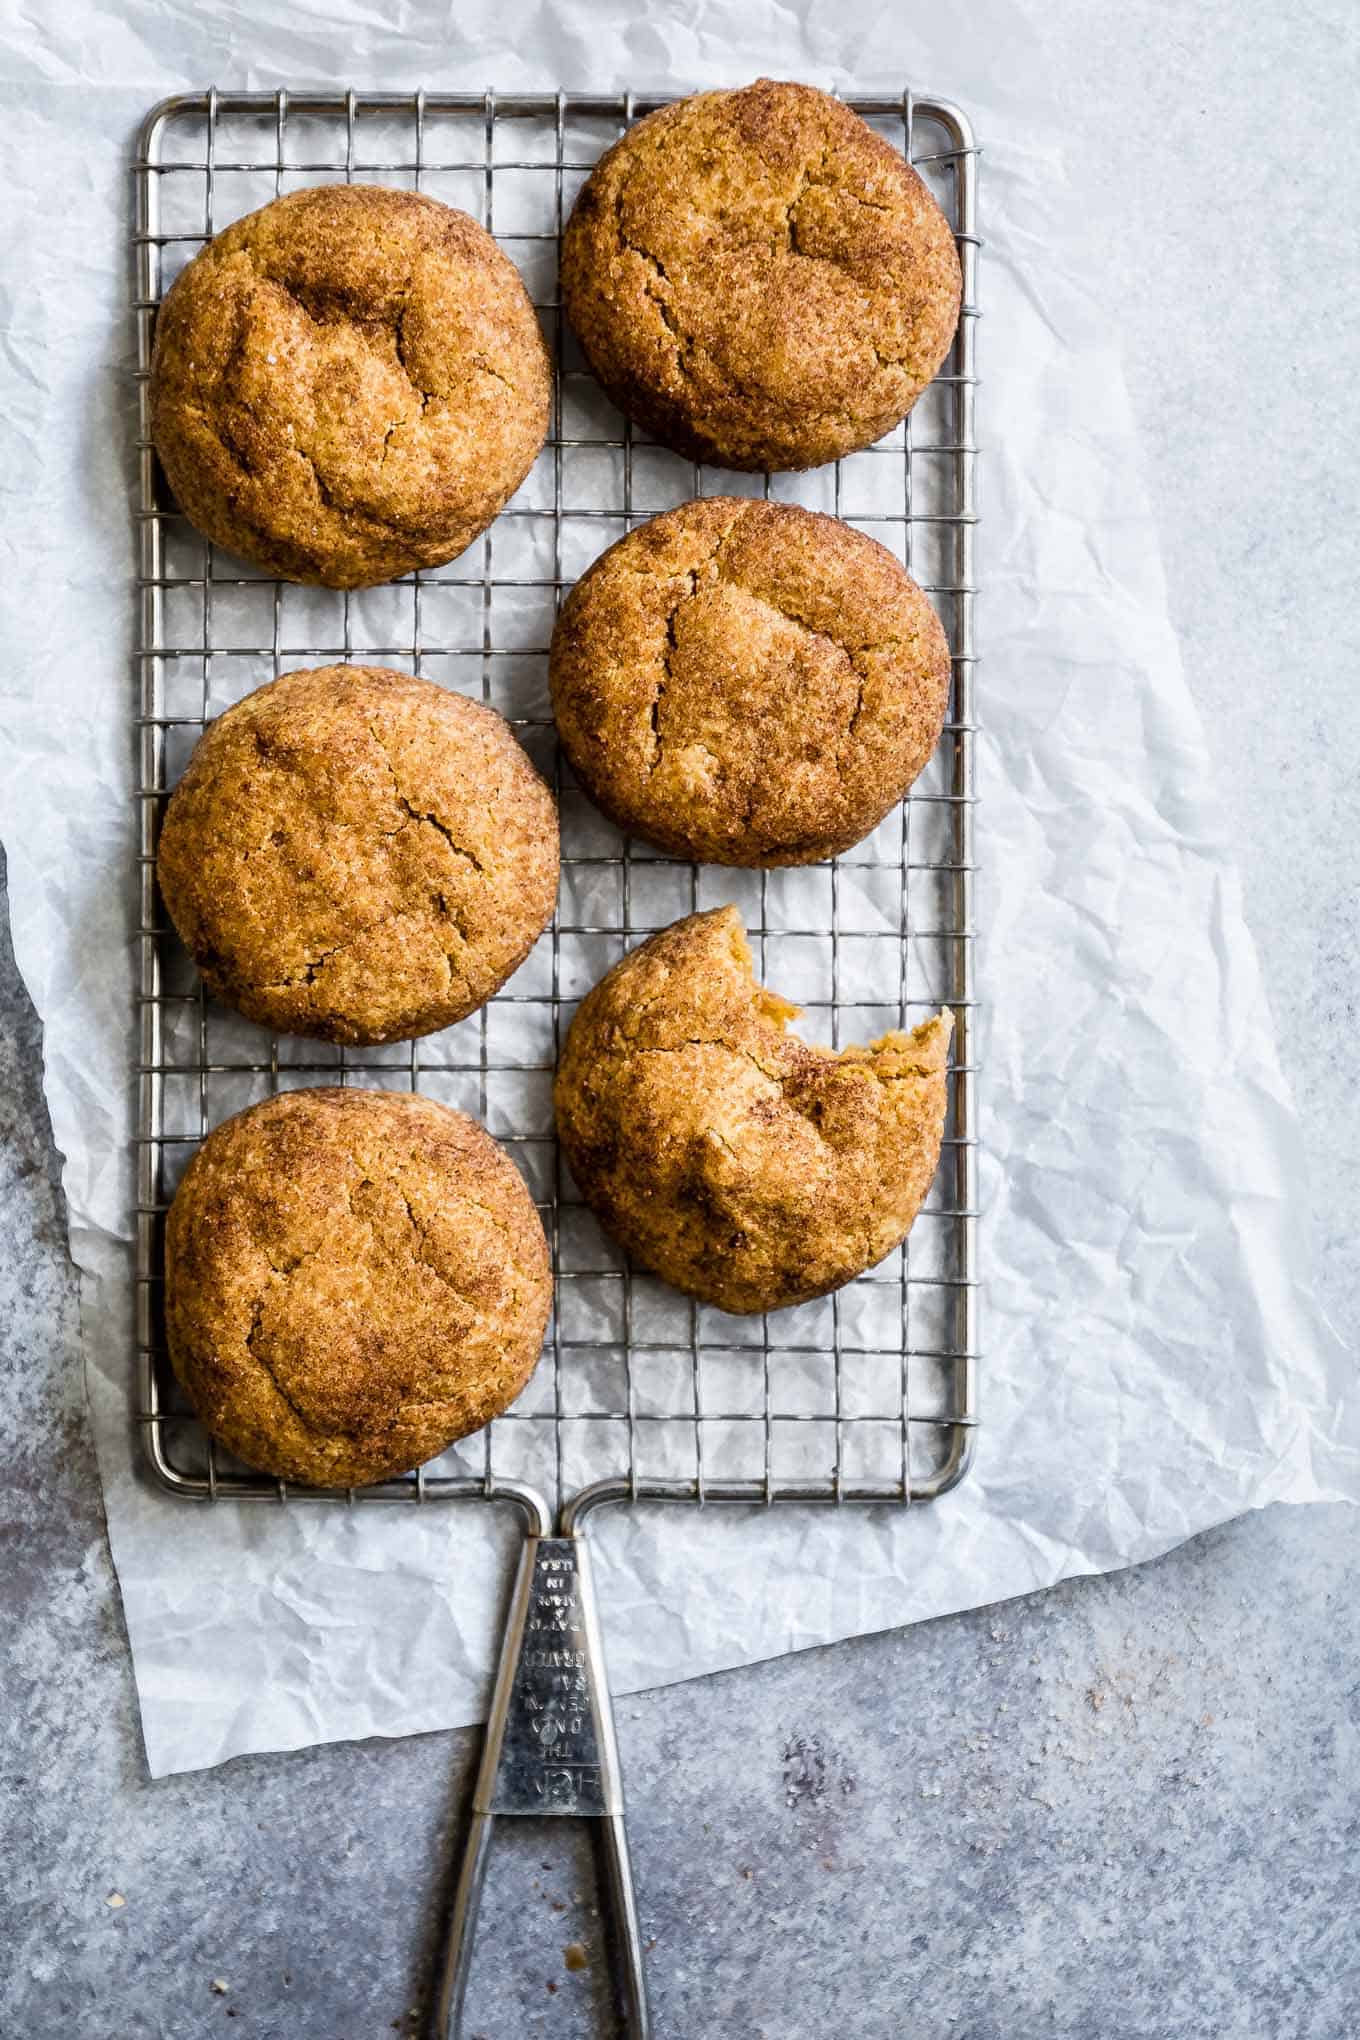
[132,87,979,2036]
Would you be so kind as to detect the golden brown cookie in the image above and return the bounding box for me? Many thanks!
[157,664,558,1045]
[555,906,951,1314]
[561,80,961,470]
[550,497,951,864]
[150,184,550,587]
[165,1087,551,1487]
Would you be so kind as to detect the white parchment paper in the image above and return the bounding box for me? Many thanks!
[0,0,1354,1779]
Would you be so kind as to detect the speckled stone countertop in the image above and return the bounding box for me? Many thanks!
[3,3,1358,2034]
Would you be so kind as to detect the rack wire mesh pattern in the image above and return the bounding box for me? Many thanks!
[133,88,979,1522]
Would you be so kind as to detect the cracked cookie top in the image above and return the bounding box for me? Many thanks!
[157,664,559,1045]
[549,497,952,865]
[165,1086,551,1486]
[555,906,952,1314]
[150,184,550,588]
[561,80,961,471]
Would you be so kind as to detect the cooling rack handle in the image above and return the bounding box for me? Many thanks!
[433,1530,650,2038]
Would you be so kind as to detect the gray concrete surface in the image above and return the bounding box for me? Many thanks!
[3,1,1360,2035]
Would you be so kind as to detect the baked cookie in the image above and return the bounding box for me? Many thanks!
[165,1087,550,1487]
[555,906,951,1314]
[561,79,961,470]
[150,184,550,587]
[157,665,558,1045]
[550,497,951,864]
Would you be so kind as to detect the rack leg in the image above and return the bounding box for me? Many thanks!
[598,1811,650,2036]
[432,1810,495,2037]
[432,1530,650,2038]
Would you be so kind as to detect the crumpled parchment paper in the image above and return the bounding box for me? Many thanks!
[0,0,1353,1779]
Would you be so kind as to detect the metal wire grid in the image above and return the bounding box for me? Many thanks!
[132,88,979,1522]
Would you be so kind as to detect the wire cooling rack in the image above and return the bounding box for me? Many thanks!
[132,88,979,1525]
